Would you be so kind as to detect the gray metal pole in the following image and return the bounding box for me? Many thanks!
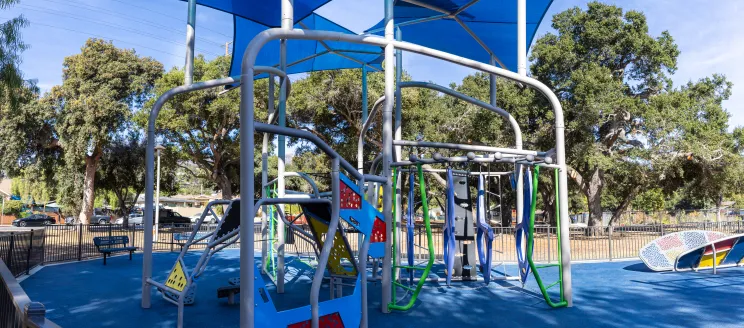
[358,96,386,173]
[381,0,394,314]
[490,56,497,107]
[261,76,275,274]
[394,28,403,280]
[154,148,161,243]
[239,68,256,328]
[310,158,340,328]
[276,0,293,295]
[184,0,196,85]
[362,66,368,123]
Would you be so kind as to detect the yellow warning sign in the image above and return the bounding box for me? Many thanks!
[166,260,188,292]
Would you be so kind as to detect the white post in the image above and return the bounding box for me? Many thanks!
[514,0,526,227]
[154,146,163,243]
[381,0,394,314]
[184,0,196,85]
[517,0,527,76]
[276,0,293,295]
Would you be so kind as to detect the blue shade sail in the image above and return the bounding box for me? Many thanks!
[182,0,330,27]
[365,0,553,71]
[230,13,383,78]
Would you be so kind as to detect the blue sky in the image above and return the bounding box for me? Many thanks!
[5,0,743,128]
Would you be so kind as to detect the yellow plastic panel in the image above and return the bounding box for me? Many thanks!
[166,260,188,292]
[698,250,729,269]
[308,217,357,277]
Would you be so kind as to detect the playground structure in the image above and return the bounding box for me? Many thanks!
[138,1,574,328]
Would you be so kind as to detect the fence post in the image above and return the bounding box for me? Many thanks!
[660,223,665,236]
[26,230,34,275]
[108,223,112,238]
[547,227,551,263]
[77,224,83,261]
[608,226,613,261]
[7,233,14,267]
[40,228,46,265]
[170,230,174,252]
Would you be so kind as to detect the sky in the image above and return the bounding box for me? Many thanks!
[4,0,744,128]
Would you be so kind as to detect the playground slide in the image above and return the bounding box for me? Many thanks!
[674,234,744,272]
[639,230,727,271]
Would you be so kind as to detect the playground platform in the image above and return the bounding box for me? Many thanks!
[19,249,744,327]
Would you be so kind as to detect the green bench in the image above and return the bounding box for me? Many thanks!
[93,236,137,265]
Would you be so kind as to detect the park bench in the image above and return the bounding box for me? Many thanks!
[93,236,137,265]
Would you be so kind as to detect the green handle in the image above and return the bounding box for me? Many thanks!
[388,164,435,311]
[526,166,567,308]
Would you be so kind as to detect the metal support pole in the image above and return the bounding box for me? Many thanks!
[490,56,497,107]
[184,0,196,85]
[381,0,394,314]
[393,27,403,281]
[311,158,340,328]
[239,64,257,328]
[154,148,162,243]
[261,76,275,275]
[517,0,527,77]
[362,66,368,123]
[276,0,293,294]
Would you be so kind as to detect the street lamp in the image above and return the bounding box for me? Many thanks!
[154,144,166,242]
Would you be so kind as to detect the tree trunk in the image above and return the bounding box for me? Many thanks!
[586,167,604,228]
[608,185,641,228]
[115,189,128,227]
[216,174,233,200]
[78,147,102,224]
[716,194,723,223]
[539,185,556,227]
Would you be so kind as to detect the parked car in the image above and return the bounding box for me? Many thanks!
[13,214,56,227]
[190,213,218,224]
[113,210,189,225]
[64,209,112,225]
[115,214,144,225]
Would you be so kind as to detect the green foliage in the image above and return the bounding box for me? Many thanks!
[138,55,266,199]
[632,188,665,212]
[97,133,178,217]
[49,38,162,164]
[2,199,23,215]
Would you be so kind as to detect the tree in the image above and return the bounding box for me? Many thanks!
[43,39,162,223]
[140,55,271,200]
[526,2,679,227]
[96,134,178,225]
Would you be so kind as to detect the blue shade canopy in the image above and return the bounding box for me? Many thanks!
[183,0,330,27]
[229,13,383,78]
[365,0,553,71]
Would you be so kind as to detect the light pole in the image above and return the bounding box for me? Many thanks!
[154,144,165,243]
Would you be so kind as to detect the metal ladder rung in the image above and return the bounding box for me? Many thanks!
[545,280,560,290]
[392,281,417,293]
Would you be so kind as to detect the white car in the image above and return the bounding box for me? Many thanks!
[191,213,218,224]
[115,214,144,225]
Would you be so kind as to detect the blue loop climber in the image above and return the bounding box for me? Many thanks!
[443,168,457,286]
[475,175,494,284]
[407,172,416,286]
[515,168,534,285]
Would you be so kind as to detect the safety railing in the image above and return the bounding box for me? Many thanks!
[1,259,60,328]
[4,219,743,275]
[0,230,45,277]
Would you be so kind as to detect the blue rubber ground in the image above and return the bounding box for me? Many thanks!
[20,249,744,327]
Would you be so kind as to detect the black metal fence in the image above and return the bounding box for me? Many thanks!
[0,230,45,277]
[2,220,744,279]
